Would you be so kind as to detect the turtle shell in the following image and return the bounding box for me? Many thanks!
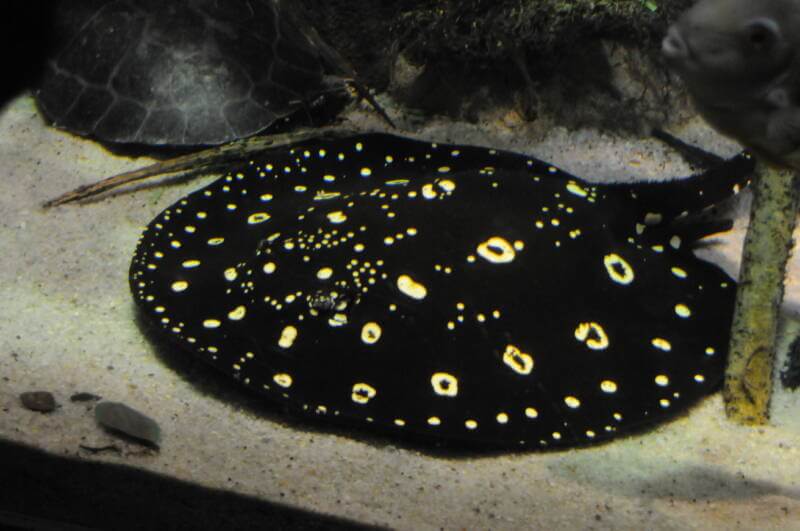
[36,0,339,146]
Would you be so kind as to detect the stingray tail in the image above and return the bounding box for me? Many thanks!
[611,151,754,219]
[609,151,754,245]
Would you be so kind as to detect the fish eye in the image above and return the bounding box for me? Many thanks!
[744,18,779,50]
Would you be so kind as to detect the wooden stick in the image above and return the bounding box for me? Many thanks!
[42,126,358,208]
[724,161,800,424]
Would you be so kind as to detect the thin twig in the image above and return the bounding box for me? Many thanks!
[43,126,358,207]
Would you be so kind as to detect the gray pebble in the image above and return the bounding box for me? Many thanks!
[94,401,161,448]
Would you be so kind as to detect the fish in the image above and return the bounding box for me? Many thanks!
[130,133,753,450]
[662,0,800,167]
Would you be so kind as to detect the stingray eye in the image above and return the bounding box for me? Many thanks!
[745,18,779,51]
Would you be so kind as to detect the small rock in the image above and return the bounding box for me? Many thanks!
[94,401,161,448]
[70,392,101,402]
[20,391,57,413]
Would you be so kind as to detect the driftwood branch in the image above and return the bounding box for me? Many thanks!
[724,161,800,424]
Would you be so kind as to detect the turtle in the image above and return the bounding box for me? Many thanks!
[35,0,364,146]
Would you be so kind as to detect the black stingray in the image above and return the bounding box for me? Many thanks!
[36,0,345,146]
[130,133,753,450]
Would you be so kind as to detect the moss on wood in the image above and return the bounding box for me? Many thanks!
[724,163,800,424]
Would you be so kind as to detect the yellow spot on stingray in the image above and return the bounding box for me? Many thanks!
[465,419,478,430]
[438,179,455,192]
[427,416,441,426]
[600,380,618,393]
[361,322,382,345]
[314,191,340,201]
[564,396,581,409]
[674,303,691,318]
[273,373,292,388]
[644,212,663,225]
[574,322,610,350]
[171,280,189,292]
[228,305,246,321]
[655,374,670,386]
[278,325,298,348]
[327,211,347,224]
[328,313,347,327]
[477,236,516,264]
[566,181,589,197]
[247,212,271,224]
[652,337,672,351]
[604,253,635,285]
[397,274,427,300]
[502,344,534,375]
[317,267,333,280]
[203,319,221,329]
[431,372,458,397]
[351,383,376,404]
[263,262,277,274]
[525,407,539,418]
[671,266,688,279]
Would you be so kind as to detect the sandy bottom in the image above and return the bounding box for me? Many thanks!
[2,94,800,530]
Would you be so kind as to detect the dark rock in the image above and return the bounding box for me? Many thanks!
[70,392,101,403]
[19,391,57,413]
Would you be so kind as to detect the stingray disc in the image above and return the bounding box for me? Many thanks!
[130,133,752,450]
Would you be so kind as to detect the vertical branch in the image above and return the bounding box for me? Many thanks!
[724,161,800,424]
